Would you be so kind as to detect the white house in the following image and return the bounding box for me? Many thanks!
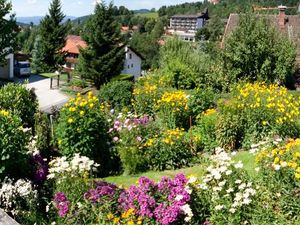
[121,46,143,79]
[0,53,14,80]
[62,36,144,79]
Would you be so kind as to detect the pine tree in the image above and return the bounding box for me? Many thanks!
[0,0,18,64]
[39,0,68,71]
[31,35,45,74]
[76,2,124,89]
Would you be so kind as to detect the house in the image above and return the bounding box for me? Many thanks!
[222,5,300,62]
[209,0,219,5]
[167,9,209,42]
[121,46,144,79]
[62,35,143,79]
[0,53,14,80]
[62,35,87,72]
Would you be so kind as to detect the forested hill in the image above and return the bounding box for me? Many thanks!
[158,0,300,18]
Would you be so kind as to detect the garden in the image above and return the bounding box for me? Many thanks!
[1,67,300,224]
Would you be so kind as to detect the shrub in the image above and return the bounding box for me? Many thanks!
[0,83,38,128]
[111,74,134,82]
[133,73,171,115]
[108,113,156,174]
[216,83,300,150]
[55,92,114,176]
[155,90,189,129]
[98,80,134,111]
[34,112,52,158]
[144,128,193,171]
[0,110,30,179]
[192,109,218,152]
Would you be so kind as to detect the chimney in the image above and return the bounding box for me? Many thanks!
[278,5,287,28]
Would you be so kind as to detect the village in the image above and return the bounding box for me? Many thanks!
[1,0,300,224]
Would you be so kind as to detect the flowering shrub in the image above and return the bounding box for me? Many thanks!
[217,83,300,150]
[109,112,155,174]
[144,128,193,171]
[52,174,194,225]
[55,92,112,175]
[197,148,258,224]
[254,138,300,222]
[156,90,189,128]
[0,109,30,179]
[0,83,38,128]
[0,177,38,220]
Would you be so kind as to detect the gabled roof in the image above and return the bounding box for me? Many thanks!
[62,35,87,54]
[222,13,300,56]
[126,46,145,60]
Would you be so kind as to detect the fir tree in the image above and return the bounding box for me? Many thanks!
[76,1,124,89]
[39,0,68,71]
[0,0,18,64]
[31,35,45,74]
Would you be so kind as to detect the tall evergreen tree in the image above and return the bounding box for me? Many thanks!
[31,35,45,74]
[0,0,18,64]
[76,1,124,89]
[39,0,68,71]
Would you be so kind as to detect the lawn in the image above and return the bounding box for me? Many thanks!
[39,72,69,82]
[104,151,256,187]
[134,12,158,19]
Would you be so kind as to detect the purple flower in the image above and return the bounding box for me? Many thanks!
[31,153,48,183]
[54,192,70,218]
[84,181,120,203]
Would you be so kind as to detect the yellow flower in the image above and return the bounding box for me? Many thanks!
[0,110,9,117]
[107,213,114,220]
[80,111,85,116]
[89,103,94,108]
[262,121,267,126]
[68,118,74,123]
[113,217,120,224]
[69,107,76,112]
[127,220,134,225]
[295,173,300,179]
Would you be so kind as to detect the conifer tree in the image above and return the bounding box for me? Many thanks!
[31,35,45,74]
[76,1,124,89]
[0,0,18,64]
[39,0,68,71]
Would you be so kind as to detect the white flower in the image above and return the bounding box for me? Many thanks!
[235,179,242,184]
[234,161,243,169]
[213,186,222,192]
[229,208,236,213]
[175,195,184,201]
[249,148,259,154]
[273,164,281,171]
[185,186,192,194]
[280,161,287,167]
[225,170,232,175]
[211,169,222,180]
[181,204,193,222]
[218,180,226,187]
[231,151,237,156]
[215,205,224,211]
[187,176,197,184]
[255,167,260,172]
[219,166,227,173]
[198,183,208,190]
[238,183,246,190]
[242,198,252,205]
[226,188,234,193]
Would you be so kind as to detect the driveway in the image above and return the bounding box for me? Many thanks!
[15,75,69,113]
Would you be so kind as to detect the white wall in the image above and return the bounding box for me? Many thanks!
[121,47,142,79]
[7,53,14,79]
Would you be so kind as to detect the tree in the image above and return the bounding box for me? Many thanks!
[31,35,45,74]
[76,1,124,89]
[0,0,18,64]
[39,0,68,71]
[223,14,296,86]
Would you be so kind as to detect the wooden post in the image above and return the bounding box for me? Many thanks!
[50,77,53,89]
[57,74,60,88]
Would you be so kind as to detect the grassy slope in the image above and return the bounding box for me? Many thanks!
[104,151,257,187]
[134,12,158,19]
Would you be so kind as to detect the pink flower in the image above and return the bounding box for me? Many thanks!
[113,136,119,142]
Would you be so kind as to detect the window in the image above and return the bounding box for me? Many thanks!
[131,64,134,68]
[129,53,132,59]
[128,65,130,69]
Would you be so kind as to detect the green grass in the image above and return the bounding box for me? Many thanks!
[104,151,256,187]
[39,72,69,82]
[134,12,158,19]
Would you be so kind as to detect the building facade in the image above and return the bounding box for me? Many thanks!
[121,46,143,80]
[0,53,14,80]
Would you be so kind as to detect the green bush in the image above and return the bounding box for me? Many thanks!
[144,127,193,171]
[111,74,134,81]
[192,109,218,152]
[55,92,114,176]
[0,83,38,128]
[35,112,52,158]
[98,80,134,111]
[0,110,29,179]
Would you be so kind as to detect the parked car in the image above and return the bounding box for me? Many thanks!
[14,61,31,77]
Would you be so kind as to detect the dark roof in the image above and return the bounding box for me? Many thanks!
[222,13,300,59]
[127,46,145,60]
[171,8,209,19]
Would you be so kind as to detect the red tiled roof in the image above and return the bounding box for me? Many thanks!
[62,35,87,54]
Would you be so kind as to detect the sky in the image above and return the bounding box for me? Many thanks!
[11,0,199,17]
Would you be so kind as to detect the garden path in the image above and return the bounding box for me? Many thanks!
[15,74,69,113]
[0,209,20,225]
